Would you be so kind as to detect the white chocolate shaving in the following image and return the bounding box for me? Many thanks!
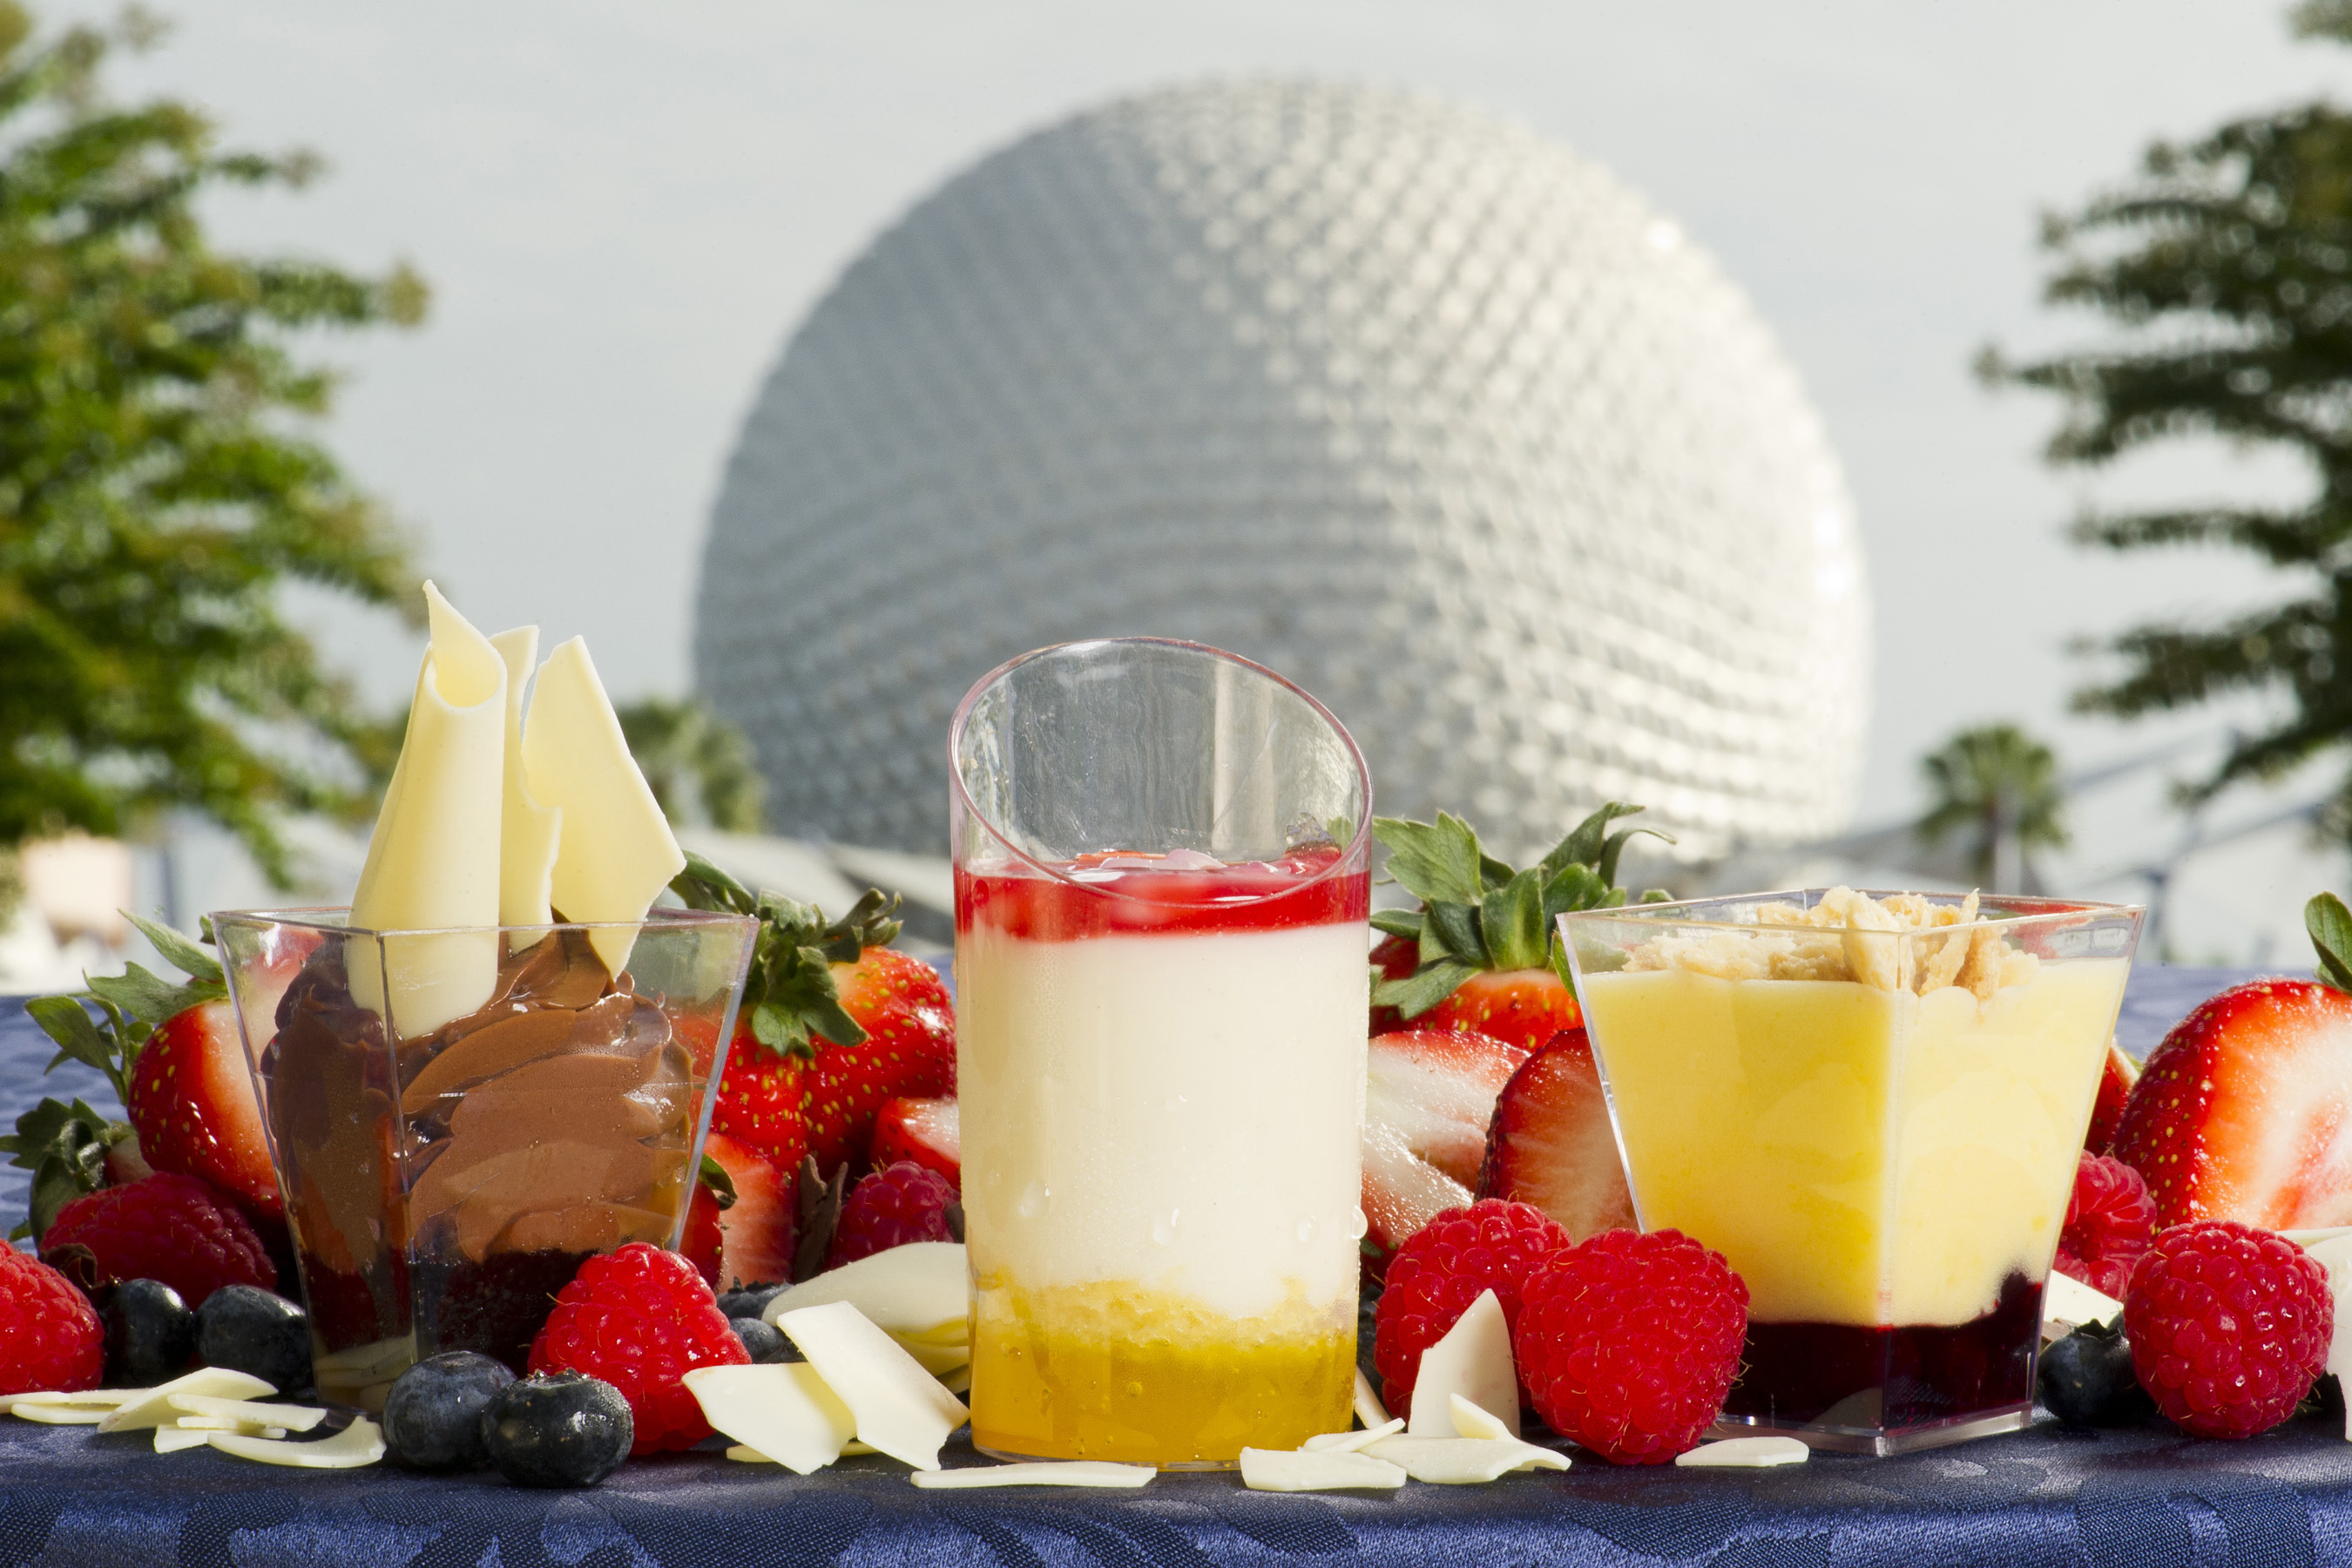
[1240,1447,1407,1491]
[910,1462,1154,1490]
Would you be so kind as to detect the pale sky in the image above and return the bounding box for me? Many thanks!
[61,0,2349,851]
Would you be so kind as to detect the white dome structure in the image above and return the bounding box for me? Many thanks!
[698,80,1869,863]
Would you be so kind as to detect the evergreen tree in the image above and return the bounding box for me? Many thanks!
[0,3,423,881]
[1986,1,2352,835]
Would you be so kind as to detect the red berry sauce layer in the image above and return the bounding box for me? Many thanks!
[956,843,1367,940]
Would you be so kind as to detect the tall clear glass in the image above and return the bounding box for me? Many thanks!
[212,908,756,1412]
[951,639,1372,1467]
[1560,890,2143,1455]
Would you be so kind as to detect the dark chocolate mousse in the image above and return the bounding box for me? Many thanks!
[267,927,694,1381]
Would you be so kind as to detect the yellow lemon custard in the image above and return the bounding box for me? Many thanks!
[1569,889,2138,1451]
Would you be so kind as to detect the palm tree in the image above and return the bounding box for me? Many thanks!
[1916,725,2069,892]
[614,699,767,833]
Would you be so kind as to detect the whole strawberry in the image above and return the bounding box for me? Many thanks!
[2054,1152,2157,1299]
[1368,804,1669,1049]
[11,914,288,1231]
[1514,1227,1748,1464]
[828,1160,959,1269]
[672,855,954,1178]
[44,1172,276,1308]
[2123,1220,2330,1439]
[1373,1199,1574,1414]
[0,1247,105,1395]
[528,1242,750,1453]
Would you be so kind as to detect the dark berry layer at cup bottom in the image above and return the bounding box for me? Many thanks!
[1726,1274,2043,1430]
[418,1249,597,1375]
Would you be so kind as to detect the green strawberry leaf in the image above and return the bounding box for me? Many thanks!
[1369,909,1425,941]
[697,1152,739,1210]
[0,1097,125,1243]
[670,849,759,916]
[1372,959,1479,1021]
[86,963,213,1031]
[1373,814,1485,908]
[1481,868,1549,972]
[2308,892,2352,994]
[24,996,132,1102]
[123,911,225,988]
[1423,901,1486,967]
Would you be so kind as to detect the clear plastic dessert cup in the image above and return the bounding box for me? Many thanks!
[211,907,756,1412]
[1559,889,2142,1456]
[950,638,1372,1468]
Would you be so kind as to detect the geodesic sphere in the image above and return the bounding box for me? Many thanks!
[697,79,1869,862]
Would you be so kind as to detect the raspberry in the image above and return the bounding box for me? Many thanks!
[527,1243,749,1453]
[1372,1199,1574,1414]
[0,1247,105,1395]
[1513,1228,1748,1465]
[2054,1152,2157,1299]
[44,1173,275,1308]
[827,1160,958,1269]
[2122,1220,2330,1439]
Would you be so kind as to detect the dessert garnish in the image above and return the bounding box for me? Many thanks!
[2110,898,2352,1229]
[760,1240,970,1377]
[1301,1415,1403,1452]
[2052,1153,2156,1299]
[1372,1199,1566,1417]
[0,1247,103,1395]
[1361,1027,1528,1272]
[526,1242,748,1453]
[2038,1319,2151,1429]
[870,1097,960,1187]
[2085,1040,2140,1154]
[1514,1228,1748,1466]
[2123,1220,2330,1439]
[1238,1446,1407,1491]
[682,1362,853,1473]
[1369,802,1668,1042]
[826,1159,960,1269]
[909,1461,1155,1489]
[1478,1025,1636,1242]
[380,1350,514,1470]
[1403,1289,1517,1436]
[197,1284,312,1391]
[1675,1436,1809,1469]
[773,1300,969,1470]
[480,1373,632,1487]
[45,1173,274,1308]
[102,1279,194,1385]
[1619,886,2032,995]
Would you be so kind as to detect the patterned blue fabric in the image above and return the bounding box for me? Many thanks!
[0,966,2344,1567]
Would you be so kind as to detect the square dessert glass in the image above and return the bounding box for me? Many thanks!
[1559,889,2143,1456]
[211,907,757,1412]
[951,637,1372,1468]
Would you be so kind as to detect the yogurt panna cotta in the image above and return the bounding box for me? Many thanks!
[956,847,1369,1465]
[1565,889,2140,1454]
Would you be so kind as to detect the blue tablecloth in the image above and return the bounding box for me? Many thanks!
[0,965,2342,1567]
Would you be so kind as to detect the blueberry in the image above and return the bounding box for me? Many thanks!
[715,1283,786,1321]
[196,1285,312,1393]
[731,1317,796,1364]
[102,1279,195,1386]
[480,1372,633,1487]
[2040,1321,2155,1427]
[383,1352,517,1470]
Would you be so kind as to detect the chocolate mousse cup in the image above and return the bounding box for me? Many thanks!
[212,909,756,1411]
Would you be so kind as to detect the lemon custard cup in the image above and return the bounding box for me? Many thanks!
[951,639,1373,1469]
[1561,889,2142,1456]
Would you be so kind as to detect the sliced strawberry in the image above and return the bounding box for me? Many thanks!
[1418,970,1581,1053]
[126,997,281,1224]
[871,1097,961,1189]
[1361,1028,1527,1275]
[2084,1038,2139,1155]
[686,1132,796,1292]
[2110,978,2352,1228]
[1477,1026,1635,1241]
